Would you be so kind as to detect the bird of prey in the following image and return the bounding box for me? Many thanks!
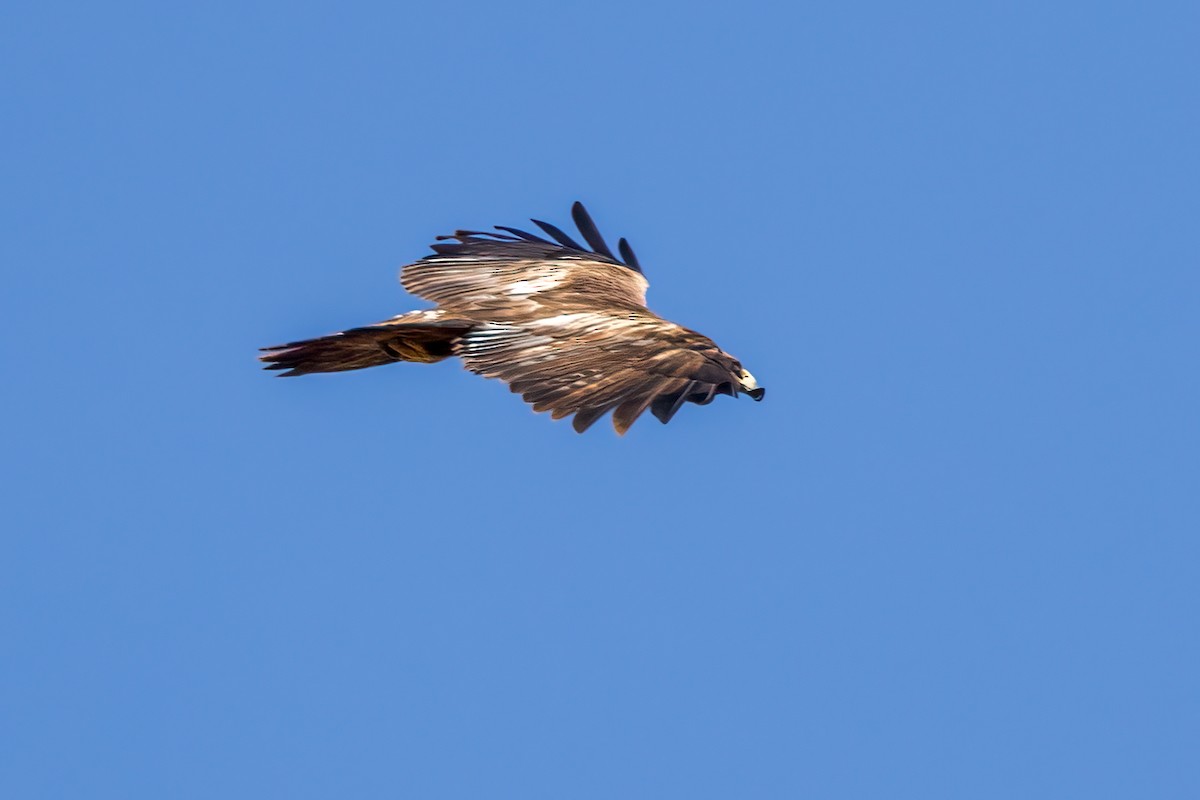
[260,202,764,434]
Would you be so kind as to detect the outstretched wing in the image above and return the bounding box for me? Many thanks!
[402,202,649,315]
[455,312,743,434]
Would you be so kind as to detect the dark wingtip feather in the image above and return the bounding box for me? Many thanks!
[571,406,610,434]
[651,381,700,424]
[531,218,585,250]
[571,202,616,260]
[617,237,643,274]
[691,385,718,406]
[494,225,549,243]
[650,396,674,424]
[612,395,655,435]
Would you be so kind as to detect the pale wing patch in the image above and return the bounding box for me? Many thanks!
[458,323,554,355]
[507,274,566,296]
[527,313,591,328]
[401,256,648,312]
[381,309,447,325]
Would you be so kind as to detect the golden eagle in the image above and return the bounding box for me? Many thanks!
[260,202,764,434]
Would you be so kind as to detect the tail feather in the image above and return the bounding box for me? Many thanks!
[260,316,474,376]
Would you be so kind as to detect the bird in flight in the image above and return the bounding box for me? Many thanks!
[260,202,764,434]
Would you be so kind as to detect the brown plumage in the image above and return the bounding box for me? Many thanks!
[260,202,764,434]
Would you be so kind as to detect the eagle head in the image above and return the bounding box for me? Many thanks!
[736,367,765,401]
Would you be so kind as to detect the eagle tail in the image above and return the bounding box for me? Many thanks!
[259,318,474,377]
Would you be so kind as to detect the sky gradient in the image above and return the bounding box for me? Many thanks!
[3,1,1198,797]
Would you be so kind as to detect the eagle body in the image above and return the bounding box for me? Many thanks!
[261,202,763,434]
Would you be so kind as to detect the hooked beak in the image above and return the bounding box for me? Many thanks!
[737,369,764,401]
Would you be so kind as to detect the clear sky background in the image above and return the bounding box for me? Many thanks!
[2,1,1197,797]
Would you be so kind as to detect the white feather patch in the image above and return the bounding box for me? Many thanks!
[506,273,564,295]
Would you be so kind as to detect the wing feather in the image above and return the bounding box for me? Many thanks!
[402,203,649,314]
[530,218,586,250]
[456,313,743,434]
[570,201,616,261]
[493,225,550,243]
[612,381,684,434]
[262,202,760,434]
[618,237,643,274]
[402,254,648,313]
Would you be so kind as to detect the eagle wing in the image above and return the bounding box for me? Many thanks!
[260,201,761,432]
[401,201,649,315]
[456,313,743,434]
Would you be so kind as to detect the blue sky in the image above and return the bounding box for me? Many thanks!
[2,1,1197,797]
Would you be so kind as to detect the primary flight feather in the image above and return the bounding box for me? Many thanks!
[260,202,764,434]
